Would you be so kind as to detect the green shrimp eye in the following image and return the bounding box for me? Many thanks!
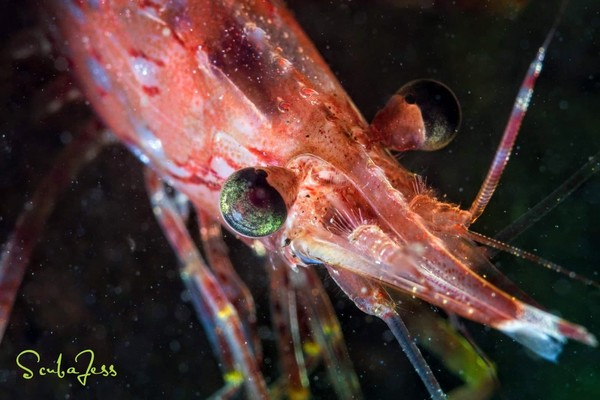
[220,168,287,238]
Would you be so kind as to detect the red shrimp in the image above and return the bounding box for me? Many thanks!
[0,1,598,399]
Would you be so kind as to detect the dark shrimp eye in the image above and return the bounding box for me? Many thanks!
[370,79,461,152]
[398,79,461,151]
[220,168,287,238]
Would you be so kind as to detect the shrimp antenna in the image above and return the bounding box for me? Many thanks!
[468,0,569,222]
[493,151,599,246]
[467,231,600,289]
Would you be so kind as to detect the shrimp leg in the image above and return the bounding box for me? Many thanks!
[198,211,262,364]
[268,257,311,399]
[401,298,497,400]
[326,266,447,400]
[268,257,363,399]
[292,267,363,399]
[0,124,110,343]
[144,168,269,399]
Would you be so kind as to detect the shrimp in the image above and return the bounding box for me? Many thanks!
[0,1,598,399]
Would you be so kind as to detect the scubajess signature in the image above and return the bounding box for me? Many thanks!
[15,349,117,386]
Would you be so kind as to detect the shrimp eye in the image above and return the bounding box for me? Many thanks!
[371,79,461,152]
[220,167,287,237]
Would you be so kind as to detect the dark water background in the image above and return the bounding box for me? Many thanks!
[0,0,598,399]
